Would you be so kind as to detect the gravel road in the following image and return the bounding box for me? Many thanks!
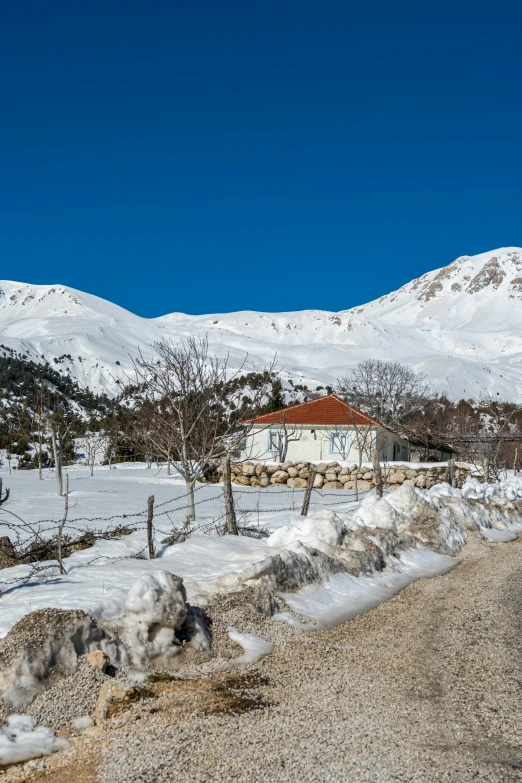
[10,534,522,783]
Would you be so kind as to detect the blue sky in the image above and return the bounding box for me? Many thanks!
[1,1,521,317]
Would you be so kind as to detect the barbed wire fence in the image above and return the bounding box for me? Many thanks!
[0,463,375,590]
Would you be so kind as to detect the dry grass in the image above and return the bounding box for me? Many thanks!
[148,669,272,718]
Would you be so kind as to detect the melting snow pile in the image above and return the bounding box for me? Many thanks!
[267,509,348,549]
[0,714,69,766]
[227,628,275,664]
[0,609,121,709]
[121,570,211,668]
[0,571,211,709]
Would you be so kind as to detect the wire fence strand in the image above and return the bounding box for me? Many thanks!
[0,475,378,590]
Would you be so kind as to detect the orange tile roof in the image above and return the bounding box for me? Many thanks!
[249,394,380,426]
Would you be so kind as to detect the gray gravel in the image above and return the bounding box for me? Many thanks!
[5,533,522,782]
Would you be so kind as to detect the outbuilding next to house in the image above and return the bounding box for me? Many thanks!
[242,394,412,463]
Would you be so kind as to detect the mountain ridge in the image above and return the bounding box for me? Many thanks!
[1,247,521,401]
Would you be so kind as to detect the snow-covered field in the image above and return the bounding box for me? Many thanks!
[1,462,522,640]
[0,463,361,635]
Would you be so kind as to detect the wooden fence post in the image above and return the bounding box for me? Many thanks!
[445,457,455,486]
[58,473,69,575]
[147,495,155,559]
[514,447,518,476]
[301,464,317,516]
[222,456,238,534]
[372,449,383,499]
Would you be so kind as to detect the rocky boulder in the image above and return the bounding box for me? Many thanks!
[271,470,289,484]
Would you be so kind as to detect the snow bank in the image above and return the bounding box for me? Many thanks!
[479,527,519,543]
[282,548,457,629]
[350,480,522,553]
[0,714,69,766]
[262,477,522,628]
[266,509,347,548]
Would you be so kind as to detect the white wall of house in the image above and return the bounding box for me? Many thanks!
[242,425,411,463]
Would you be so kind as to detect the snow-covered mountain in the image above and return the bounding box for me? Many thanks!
[2,246,522,400]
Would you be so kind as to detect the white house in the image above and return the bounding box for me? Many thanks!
[242,394,411,463]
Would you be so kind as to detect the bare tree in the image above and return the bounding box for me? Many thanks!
[105,430,119,470]
[465,395,522,479]
[82,432,107,476]
[269,414,302,462]
[47,401,75,497]
[337,360,431,428]
[102,413,121,470]
[129,400,166,470]
[12,384,48,479]
[130,336,275,521]
[328,403,379,499]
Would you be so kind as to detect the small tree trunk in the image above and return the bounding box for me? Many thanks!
[355,450,364,501]
[57,473,69,575]
[301,464,316,516]
[90,459,94,477]
[514,448,518,476]
[484,455,490,483]
[38,450,42,480]
[147,495,155,559]
[186,478,196,522]
[373,449,383,499]
[167,456,171,476]
[51,428,63,497]
[222,456,238,534]
[0,478,9,506]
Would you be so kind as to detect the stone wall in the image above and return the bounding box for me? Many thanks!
[215,460,472,491]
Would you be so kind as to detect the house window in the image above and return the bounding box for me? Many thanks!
[268,430,285,455]
[329,431,350,457]
[401,445,408,461]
